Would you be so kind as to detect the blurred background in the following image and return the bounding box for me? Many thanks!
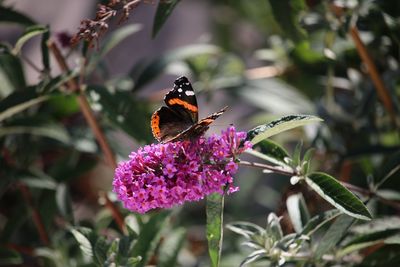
[1,0,400,266]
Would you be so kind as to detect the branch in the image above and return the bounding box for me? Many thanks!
[18,184,50,245]
[349,26,398,126]
[240,160,400,211]
[47,40,126,233]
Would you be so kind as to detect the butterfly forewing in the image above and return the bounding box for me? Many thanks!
[164,76,198,123]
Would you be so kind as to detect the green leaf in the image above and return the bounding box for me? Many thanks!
[266,213,283,241]
[152,0,181,37]
[56,183,73,220]
[158,228,186,267]
[305,172,372,220]
[351,216,400,234]
[133,44,220,90]
[0,248,23,265]
[87,24,142,72]
[206,193,224,267]
[0,6,36,26]
[132,211,170,267]
[0,124,70,144]
[314,214,354,259]
[246,115,323,145]
[94,237,109,266]
[247,139,290,168]
[41,26,50,70]
[286,193,310,233]
[0,52,26,96]
[70,228,94,258]
[13,25,48,54]
[300,209,341,236]
[239,250,268,267]
[0,91,49,122]
[338,229,400,257]
[19,176,57,190]
[86,85,152,143]
[357,244,400,267]
[226,221,265,239]
[268,0,307,43]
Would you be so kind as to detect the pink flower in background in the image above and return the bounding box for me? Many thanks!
[113,126,251,213]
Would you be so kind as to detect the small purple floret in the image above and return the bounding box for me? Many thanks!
[113,126,252,213]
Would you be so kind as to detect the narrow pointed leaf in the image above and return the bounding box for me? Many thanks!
[13,25,48,55]
[246,115,323,145]
[152,0,181,37]
[132,211,170,267]
[286,193,310,233]
[247,139,291,168]
[0,91,49,122]
[0,6,36,26]
[314,214,354,259]
[206,193,224,267]
[305,172,372,220]
[158,228,186,267]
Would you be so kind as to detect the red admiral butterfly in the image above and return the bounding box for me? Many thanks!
[151,76,227,143]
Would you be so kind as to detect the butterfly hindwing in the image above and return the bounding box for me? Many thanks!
[165,106,228,142]
[164,76,198,123]
[151,106,192,142]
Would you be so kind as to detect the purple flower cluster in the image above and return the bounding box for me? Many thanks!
[113,126,252,213]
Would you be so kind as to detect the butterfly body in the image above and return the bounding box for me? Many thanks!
[151,76,227,143]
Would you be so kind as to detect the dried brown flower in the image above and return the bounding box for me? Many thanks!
[71,0,143,47]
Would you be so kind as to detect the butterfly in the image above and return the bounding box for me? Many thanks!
[151,76,227,143]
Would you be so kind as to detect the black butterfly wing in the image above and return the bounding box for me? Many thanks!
[164,76,198,123]
[151,106,193,142]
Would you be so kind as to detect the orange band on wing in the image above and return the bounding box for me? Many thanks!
[167,98,198,112]
[151,112,161,139]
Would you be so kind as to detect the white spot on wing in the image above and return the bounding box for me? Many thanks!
[178,88,183,92]
[185,90,195,96]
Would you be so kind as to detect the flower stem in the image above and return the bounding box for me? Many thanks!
[239,160,297,176]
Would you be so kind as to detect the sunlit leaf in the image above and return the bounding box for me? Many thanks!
[70,228,94,258]
[305,172,372,220]
[206,193,224,267]
[152,0,181,37]
[0,124,70,144]
[247,139,291,168]
[246,114,323,145]
[13,25,48,55]
[239,249,268,267]
[56,183,73,220]
[286,193,310,233]
[0,91,49,122]
[132,211,170,267]
[158,228,186,267]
